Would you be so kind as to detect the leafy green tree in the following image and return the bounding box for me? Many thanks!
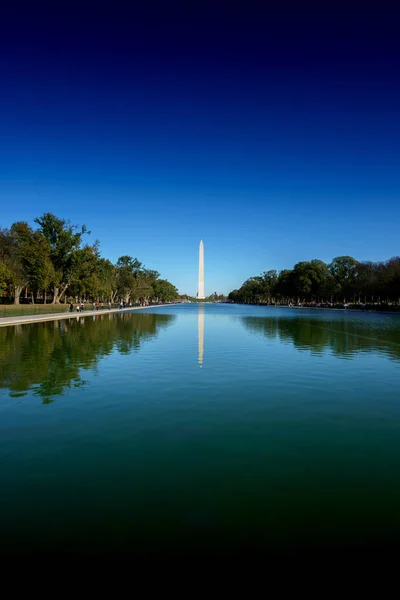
[10,222,54,303]
[6,224,29,304]
[329,256,359,302]
[115,255,142,302]
[135,268,160,304]
[275,269,295,303]
[228,289,240,302]
[384,257,400,303]
[0,229,14,297]
[0,262,12,297]
[239,276,264,303]
[154,279,179,302]
[355,261,380,303]
[262,270,278,303]
[97,258,118,302]
[68,243,102,300]
[292,259,331,301]
[34,213,89,303]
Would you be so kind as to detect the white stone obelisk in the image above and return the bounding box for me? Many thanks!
[198,240,205,299]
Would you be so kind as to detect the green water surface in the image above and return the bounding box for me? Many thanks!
[1,304,400,557]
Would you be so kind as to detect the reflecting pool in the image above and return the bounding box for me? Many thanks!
[1,304,400,558]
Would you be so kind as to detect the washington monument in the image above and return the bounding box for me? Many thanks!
[198,240,205,299]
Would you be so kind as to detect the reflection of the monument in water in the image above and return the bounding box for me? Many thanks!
[198,305,204,367]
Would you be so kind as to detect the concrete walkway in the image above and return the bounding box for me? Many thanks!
[0,304,173,328]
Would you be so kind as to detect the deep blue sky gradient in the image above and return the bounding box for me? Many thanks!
[1,3,399,294]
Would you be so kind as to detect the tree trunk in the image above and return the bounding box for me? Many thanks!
[52,286,59,304]
[31,291,35,305]
[44,290,47,305]
[24,287,28,299]
[14,286,23,304]
[58,283,69,303]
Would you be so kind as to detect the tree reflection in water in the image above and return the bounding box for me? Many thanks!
[0,312,175,403]
[241,315,400,361]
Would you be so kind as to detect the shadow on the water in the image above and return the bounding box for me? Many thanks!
[241,315,400,361]
[0,312,175,403]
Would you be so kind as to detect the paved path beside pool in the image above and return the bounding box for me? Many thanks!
[0,304,177,328]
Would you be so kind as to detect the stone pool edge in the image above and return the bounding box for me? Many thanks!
[0,304,179,328]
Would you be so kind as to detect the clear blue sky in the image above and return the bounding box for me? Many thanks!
[1,3,399,295]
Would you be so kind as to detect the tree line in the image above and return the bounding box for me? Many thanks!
[0,213,179,305]
[228,255,400,306]
[179,292,227,302]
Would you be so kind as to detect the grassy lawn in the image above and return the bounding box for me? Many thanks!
[0,302,141,318]
[0,304,71,318]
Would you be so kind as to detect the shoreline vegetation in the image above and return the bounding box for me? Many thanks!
[0,213,179,307]
[228,255,400,312]
[228,302,400,313]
